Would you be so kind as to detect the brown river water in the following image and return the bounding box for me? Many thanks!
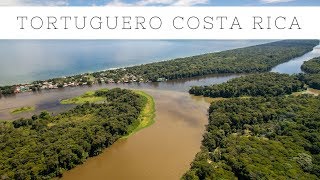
[1,46,319,180]
[0,74,237,180]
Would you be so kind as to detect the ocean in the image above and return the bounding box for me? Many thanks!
[0,40,271,86]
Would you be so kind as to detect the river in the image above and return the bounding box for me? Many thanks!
[271,45,320,74]
[0,74,236,180]
[0,44,319,180]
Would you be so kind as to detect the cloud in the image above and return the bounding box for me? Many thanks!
[107,0,133,6]
[0,0,69,6]
[0,0,24,6]
[172,0,208,6]
[107,0,208,6]
[260,0,294,4]
[136,0,175,6]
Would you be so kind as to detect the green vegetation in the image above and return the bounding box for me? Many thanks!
[99,40,317,82]
[61,89,108,104]
[301,57,320,74]
[189,73,305,98]
[122,90,156,139]
[10,106,35,114]
[0,86,14,95]
[0,88,155,179]
[298,57,320,90]
[1,40,318,96]
[298,72,320,90]
[183,96,320,179]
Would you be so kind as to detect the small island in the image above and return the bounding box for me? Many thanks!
[0,88,155,179]
[10,106,35,115]
[60,89,108,105]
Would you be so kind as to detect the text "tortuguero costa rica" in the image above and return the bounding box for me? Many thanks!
[16,16,302,30]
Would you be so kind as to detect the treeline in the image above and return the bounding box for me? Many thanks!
[301,57,320,74]
[1,40,318,96]
[299,58,320,90]
[189,72,305,98]
[183,95,320,179]
[113,40,318,82]
[0,88,146,179]
[298,74,320,90]
[0,86,14,95]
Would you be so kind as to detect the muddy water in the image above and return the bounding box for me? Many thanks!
[0,74,238,120]
[2,46,319,179]
[62,90,211,180]
[0,74,234,180]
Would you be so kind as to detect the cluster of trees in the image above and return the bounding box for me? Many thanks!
[183,95,320,179]
[0,86,14,96]
[298,74,320,90]
[1,40,318,96]
[298,57,320,90]
[118,40,318,82]
[189,72,305,98]
[301,57,320,74]
[0,88,146,179]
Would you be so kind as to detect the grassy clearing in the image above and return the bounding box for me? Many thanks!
[10,106,35,114]
[122,90,156,139]
[61,91,106,104]
[306,88,320,96]
[292,88,320,96]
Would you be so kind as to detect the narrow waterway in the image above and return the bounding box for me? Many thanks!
[1,45,319,180]
[271,45,320,74]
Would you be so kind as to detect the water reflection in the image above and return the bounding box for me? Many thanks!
[271,45,320,74]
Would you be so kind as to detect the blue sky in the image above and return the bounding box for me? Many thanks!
[0,0,319,6]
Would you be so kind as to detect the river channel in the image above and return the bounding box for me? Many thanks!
[0,45,319,180]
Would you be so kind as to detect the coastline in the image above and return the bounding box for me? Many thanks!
[1,40,318,97]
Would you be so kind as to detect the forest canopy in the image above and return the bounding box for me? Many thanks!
[0,88,149,179]
[298,57,320,90]
[1,40,318,96]
[183,95,320,179]
[189,72,305,98]
[301,57,320,74]
[298,73,320,90]
[105,40,318,82]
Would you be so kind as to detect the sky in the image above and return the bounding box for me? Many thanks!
[0,0,319,6]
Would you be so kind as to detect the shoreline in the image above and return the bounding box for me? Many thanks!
[121,90,156,139]
[3,40,317,97]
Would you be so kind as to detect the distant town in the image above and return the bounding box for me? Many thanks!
[0,68,167,96]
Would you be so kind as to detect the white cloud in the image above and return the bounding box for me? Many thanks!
[260,0,294,4]
[0,0,69,6]
[0,0,24,6]
[172,0,208,6]
[107,0,208,6]
[136,0,175,6]
[106,0,133,6]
